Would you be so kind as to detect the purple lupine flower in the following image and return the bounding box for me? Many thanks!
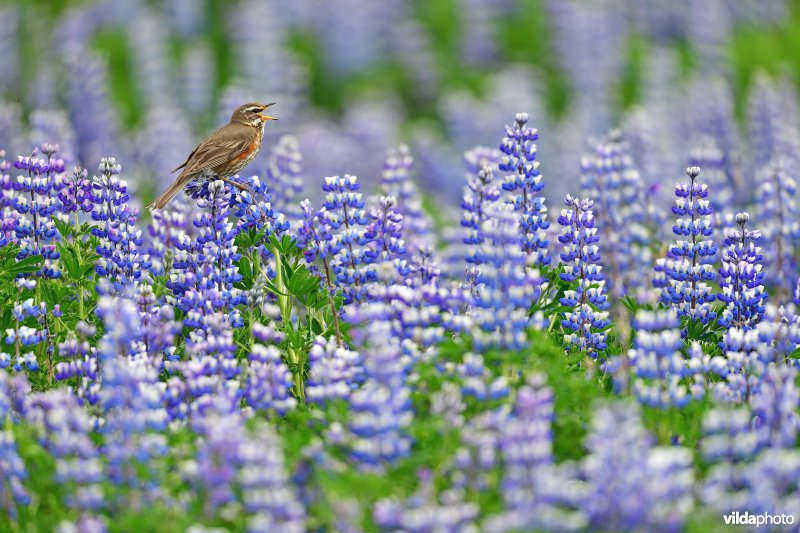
[305,335,363,405]
[187,393,244,518]
[457,352,509,401]
[486,374,584,532]
[712,322,777,403]
[755,160,800,300]
[471,202,542,350]
[58,166,93,215]
[232,175,290,238]
[430,381,466,428]
[461,163,501,265]
[656,166,717,323]
[323,175,377,304]
[742,447,800,519]
[89,157,129,226]
[451,406,510,494]
[27,390,104,514]
[498,113,550,266]
[55,321,98,393]
[751,364,799,449]
[341,323,412,471]
[243,344,297,416]
[380,145,432,252]
[96,297,167,504]
[698,406,759,513]
[581,402,694,532]
[94,205,151,295]
[136,288,181,370]
[179,311,240,415]
[10,149,64,278]
[628,309,693,408]
[169,179,244,320]
[718,212,767,329]
[239,421,307,533]
[581,131,655,302]
[373,469,478,532]
[558,195,610,359]
[364,195,406,275]
[146,196,196,276]
[264,135,304,222]
[0,372,30,519]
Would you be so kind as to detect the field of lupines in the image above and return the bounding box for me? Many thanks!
[1,0,800,532]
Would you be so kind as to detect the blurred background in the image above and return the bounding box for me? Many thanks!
[1,0,799,214]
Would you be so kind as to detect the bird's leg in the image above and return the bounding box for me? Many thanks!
[218,176,250,191]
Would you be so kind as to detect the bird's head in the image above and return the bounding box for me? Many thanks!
[231,102,278,127]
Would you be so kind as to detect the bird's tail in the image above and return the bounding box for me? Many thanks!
[147,176,188,210]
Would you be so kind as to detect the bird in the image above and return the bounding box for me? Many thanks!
[147,102,278,209]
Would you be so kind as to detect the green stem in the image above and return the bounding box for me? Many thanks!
[272,248,292,326]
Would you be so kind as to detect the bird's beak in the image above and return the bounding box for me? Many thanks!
[260,102,278,121]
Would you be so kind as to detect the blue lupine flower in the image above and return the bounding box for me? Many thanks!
[243,344,297,416]
[305,335,363,405]
[698,406,759,513]
[657,166,717,323]
[380,144,432,252]
[751,364,799,449]
[89,157,129,226]
[557,195,610,359]
[96,297,167,502]
[461,163,501,264]
[9,148,64,278]
[0,374,30,519]
[458,352,509,401]
[341,323,412,471]
[486,374,584,532]
[239,421,307,533]
[146,196,195,277]
[628,309,693,408]
[498,112,550,265]
[232,175,290,238]
[265,135,304,222]
[188,393,244,518]
[718,212,767,329]
[55,321,98,392]
[27,390,104,514]
[58,166,93,215]
[169,180,244,322]
[94,205,151,295]
[581,402,694,532]
[364,195,406,277]
[374,469,478,532]
[581,131,655,301]
[322,175,377,304]
[755,159,800,299]
[743,448,800,519]
[712,321,777,403]
[471,202,542,350]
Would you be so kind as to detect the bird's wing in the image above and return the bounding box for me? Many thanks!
[180,124,256,176]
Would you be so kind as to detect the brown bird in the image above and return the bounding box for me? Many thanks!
[147,102,278,209]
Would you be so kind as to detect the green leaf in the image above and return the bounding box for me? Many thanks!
[5,255,43,275]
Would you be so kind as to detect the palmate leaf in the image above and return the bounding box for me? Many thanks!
[3,254,43,277]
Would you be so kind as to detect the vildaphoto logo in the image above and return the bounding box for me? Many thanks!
[723,511,796,528]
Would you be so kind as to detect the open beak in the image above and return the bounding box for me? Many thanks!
[260,102,278,121]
